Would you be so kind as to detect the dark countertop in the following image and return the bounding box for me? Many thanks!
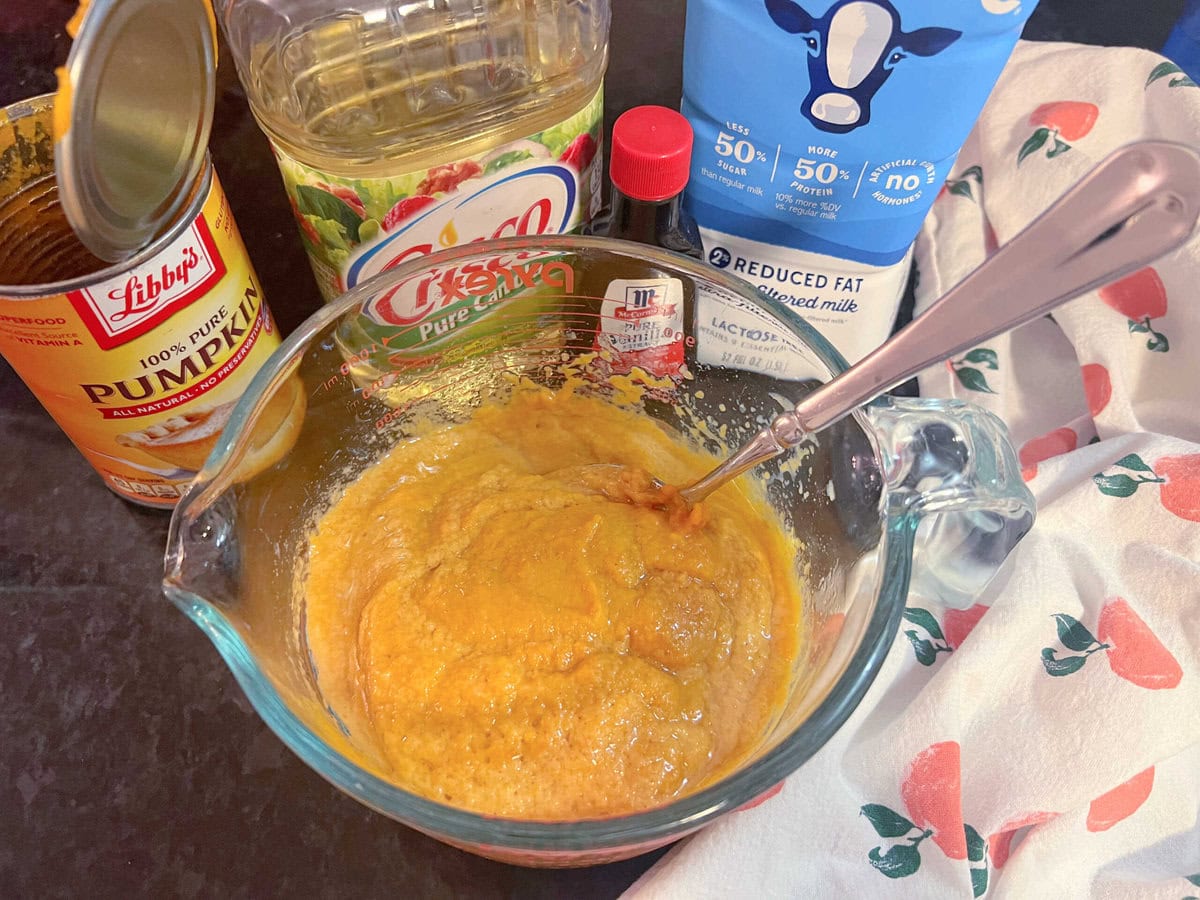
[0,2,1181,896]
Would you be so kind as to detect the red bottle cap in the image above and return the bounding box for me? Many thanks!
[609,106,694,202]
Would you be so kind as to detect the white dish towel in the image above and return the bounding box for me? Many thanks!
[625,41,1200,900]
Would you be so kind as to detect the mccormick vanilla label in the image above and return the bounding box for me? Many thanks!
[271,87,604,302]
[0,169,282,507]
[595,277,686,377]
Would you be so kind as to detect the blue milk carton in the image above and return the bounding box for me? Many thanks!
[682,0,1039,362]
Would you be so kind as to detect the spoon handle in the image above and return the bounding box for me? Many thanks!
[772,140,1200,444]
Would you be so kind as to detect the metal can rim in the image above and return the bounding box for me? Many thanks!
[54,0,216,263]
[0,94,215,300]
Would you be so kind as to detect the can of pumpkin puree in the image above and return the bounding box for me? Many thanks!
[0,0,290,508]
[0,95,283,507]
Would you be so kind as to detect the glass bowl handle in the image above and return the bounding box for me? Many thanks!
[867,396,1035,608]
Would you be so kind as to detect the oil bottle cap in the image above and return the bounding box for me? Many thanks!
[54,0,217,262]
[609,106,695,203]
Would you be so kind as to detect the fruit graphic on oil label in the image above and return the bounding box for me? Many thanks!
[1157,454,1200,522]
[1019,426,1077,481]
[1081,363,1112,417]
[943,604,989,650]
[357,218,381,243]
[560,133,598,172]
[1097,598,1183,690]
[382,195,437,232]
[1086,766,1155,832]
[987,811,1058,868]
[1099,267,1171,353]
[417,160,483,196]
[314,182,367,218]
[901,741,967,860]
[1018,101,1099,164]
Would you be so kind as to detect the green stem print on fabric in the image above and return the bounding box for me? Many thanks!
[965,824,989,897]
[945,165,983,201]
[861,804,932,878]
[1041,613,1110,676]
[860,807,991,896]
[902,608,952,666]
[1128,315,1170,352]
[1146,61,1198,89]
[1099,268,1171,353]
[950,347,998,394]
[1018,126,1070,164]
[1091,453,1166,498]
[1018,102,1099,166]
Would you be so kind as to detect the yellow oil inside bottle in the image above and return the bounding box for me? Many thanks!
[240,0,608,179]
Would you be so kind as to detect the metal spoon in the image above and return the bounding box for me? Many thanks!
[667,140,1200,505]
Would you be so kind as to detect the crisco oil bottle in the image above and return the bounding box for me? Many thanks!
[215,0,610,306]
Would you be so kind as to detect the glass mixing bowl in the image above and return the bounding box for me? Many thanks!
[164,235,1033,866]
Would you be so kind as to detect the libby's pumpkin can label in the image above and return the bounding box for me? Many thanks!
[0,95,286,507]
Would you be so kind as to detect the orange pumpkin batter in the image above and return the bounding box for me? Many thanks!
[303,387,803,819]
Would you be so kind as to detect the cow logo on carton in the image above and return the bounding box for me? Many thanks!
[765,0,961,133]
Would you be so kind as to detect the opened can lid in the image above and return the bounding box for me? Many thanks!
[55,0,217,262]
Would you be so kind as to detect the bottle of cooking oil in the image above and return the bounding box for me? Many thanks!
[215,0,610,301]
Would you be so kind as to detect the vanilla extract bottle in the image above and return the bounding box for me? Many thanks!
[585,106,705,380]
[597,106,705,259]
